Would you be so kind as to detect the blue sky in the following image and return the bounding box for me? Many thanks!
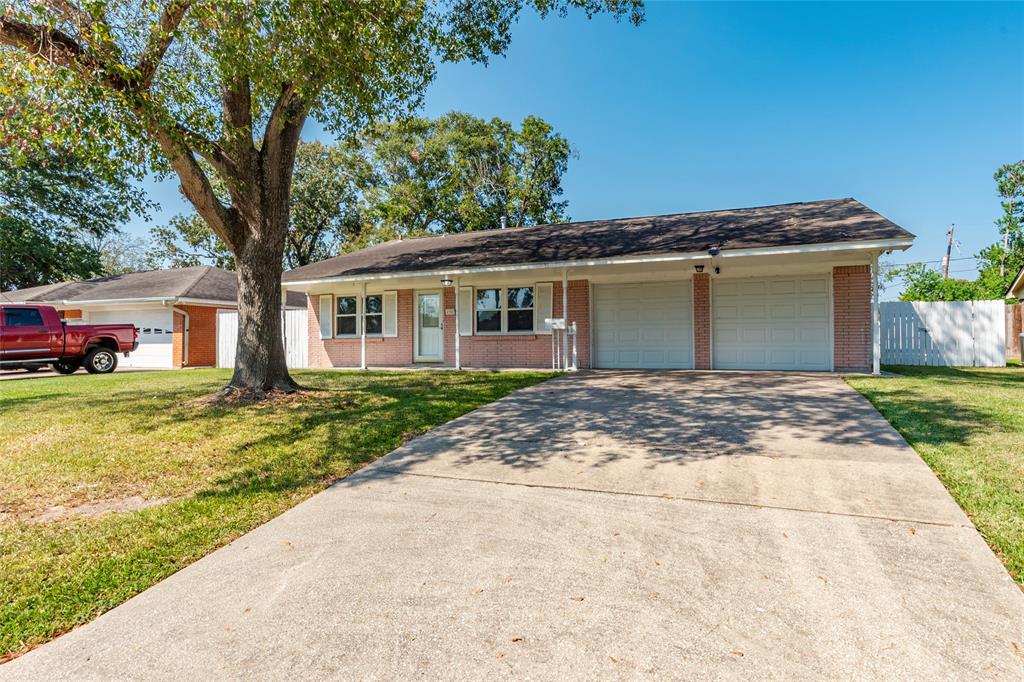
[136,1,1024,299]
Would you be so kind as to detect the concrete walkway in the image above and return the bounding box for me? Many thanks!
[4,372,1022,680]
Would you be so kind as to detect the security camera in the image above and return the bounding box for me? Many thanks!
[708,247,720,257]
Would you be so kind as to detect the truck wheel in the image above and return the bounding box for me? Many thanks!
[52,360,81,375]
[84,348,118,374]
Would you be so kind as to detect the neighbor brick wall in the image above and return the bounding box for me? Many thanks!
[172,311,185,368]
[833,265,872,372]
[308,290,415,368]
[692,273,711,370]
[175,304,218,367]
[443,280,591,369]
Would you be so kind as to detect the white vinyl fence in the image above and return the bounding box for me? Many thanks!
[880,300,1005,367]
[217,308,308,369]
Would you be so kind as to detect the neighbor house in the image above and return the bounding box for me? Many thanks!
[282,198,914,374]
[2,267,303,369]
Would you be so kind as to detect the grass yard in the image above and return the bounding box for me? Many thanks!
[0,369,552,659]
[846,366,1024,586]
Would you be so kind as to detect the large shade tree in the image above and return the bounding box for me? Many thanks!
[0,1,642,397]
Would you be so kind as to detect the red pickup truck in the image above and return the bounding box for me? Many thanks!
[0,304,138,374]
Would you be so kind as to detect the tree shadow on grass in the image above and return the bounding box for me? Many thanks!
[188,372,550,502]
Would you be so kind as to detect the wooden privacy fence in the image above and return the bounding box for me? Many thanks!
[880,300,1006,367]
[1007,303,1022,360]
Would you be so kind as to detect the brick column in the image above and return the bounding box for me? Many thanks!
[693,273,711,370]
[833,265,872,372]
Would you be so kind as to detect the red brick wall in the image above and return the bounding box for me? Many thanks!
[172,311,185,368]
[309,290,415,368]
[833,265,872,372]
[307,281,591,369]
[178,304,218,367]
[443,280,591,369]
[692,273,711,370]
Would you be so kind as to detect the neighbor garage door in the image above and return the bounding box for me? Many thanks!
[88,309,174,368]
[712,275,830,371]
[593,281,693,368]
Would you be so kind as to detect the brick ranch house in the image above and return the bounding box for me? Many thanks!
[2,267,303,369]
[282,199,915,374]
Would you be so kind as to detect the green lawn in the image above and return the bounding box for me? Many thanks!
[0,369,552,659]
[846,366,1024,586]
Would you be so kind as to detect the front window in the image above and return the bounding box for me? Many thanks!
[475,287,534,333]
[476,288,502,332]
[336,296,357,336]
[364,295,383,335]
[507,287,534,332]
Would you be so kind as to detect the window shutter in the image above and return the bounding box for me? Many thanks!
[534,282,553,334]
[319,295,333,339]
[458,286,473,336]
[383,291,398,337]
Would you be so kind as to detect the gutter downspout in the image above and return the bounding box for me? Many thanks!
[172,306,189,368]
[872,252,881,375]
[454,277,461,370]
[360,281,367,370]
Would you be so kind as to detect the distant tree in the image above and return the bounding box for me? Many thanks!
[886,262,983,302]
[97,235,157,275]
[285,141,369,267]
[149,214,235,270]
[891,161,1024,302]
[361,112,573,241]
[0,148,149,290]
[975,161,1024,297]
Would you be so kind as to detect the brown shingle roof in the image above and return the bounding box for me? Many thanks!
[283,198,913,282]
[2,267,306,307]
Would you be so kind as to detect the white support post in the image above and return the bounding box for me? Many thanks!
[360,281,367,370]
[561,268,569,372]
[454,277,461,370]
[872,253,881,375]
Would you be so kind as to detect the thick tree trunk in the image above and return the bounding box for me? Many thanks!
[227,222,297,396]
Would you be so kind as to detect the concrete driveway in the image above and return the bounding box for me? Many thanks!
[4,372,1022,680]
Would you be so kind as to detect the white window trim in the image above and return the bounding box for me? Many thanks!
[363,293,385,337]
[333,293,392,338]
[475,286,537,336]
[334,294,359,338]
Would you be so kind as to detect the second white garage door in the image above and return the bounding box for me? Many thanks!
[593,281,693,368]
[712,275,831,371]
[87,309,174,368]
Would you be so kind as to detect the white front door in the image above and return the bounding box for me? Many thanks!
[415,292,443,361]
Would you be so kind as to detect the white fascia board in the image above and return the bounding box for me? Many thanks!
[281,238,915,288]
[54,297,177,306]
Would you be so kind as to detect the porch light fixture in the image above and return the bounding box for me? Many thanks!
[441,277,454,287]
[694,264,704,273]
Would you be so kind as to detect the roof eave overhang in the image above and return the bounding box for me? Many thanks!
[1006,267,1024,299]
[281,237,914,288]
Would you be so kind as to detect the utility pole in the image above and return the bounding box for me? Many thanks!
[942,225,955,279]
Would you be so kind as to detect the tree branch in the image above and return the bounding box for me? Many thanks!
[136,0,192,89]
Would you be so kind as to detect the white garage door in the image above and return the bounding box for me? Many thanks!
[88,309,174,368]
[712,275,830,371]
[593,281,693,368]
